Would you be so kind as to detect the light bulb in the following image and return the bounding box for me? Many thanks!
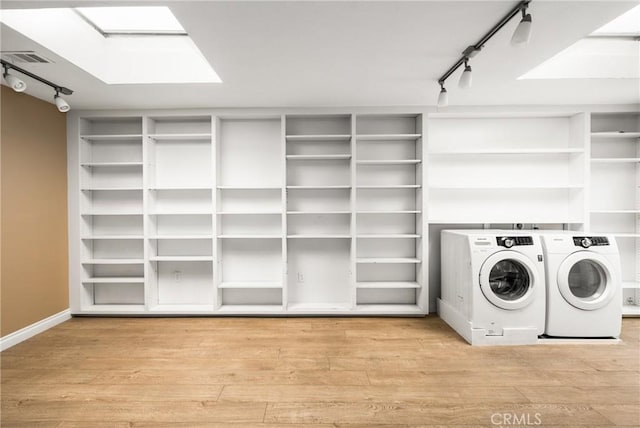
[458,64,472,88]
[437,87,448,107]
[54,94,70,112]
[511,13,532,45]
[4,73,26,92]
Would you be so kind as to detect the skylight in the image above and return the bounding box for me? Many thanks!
[75,6,187,35]
[0,7,221,84]
[519,4,640,80]
[591,4,640,37]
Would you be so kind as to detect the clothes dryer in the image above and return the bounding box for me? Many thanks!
[540,234,621,338]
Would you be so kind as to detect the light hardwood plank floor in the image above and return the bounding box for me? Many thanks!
[1,316,639,427]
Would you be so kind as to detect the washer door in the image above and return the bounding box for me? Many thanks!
[479,251,539,310]
[557,252,616,311]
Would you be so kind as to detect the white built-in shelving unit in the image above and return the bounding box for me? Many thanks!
[589,112,640,316]
[427,113,587,226]
[78,117,146,312]
[145,115,215,313]
[70,112,426,315]
[70,108,638,316]
[354,115,426,313]
[216,116,284,312]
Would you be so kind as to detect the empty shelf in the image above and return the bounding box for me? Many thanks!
[217,305,283,313]
[356,234,421,238]
[591,131,640,138]
[429,184,583,190]
[148,235,213,240]
[356,134,421,141]
[591,210,640,214]
[148,133,212,140]
[81,212,143,216]
[82,259,144,264]
[80,134,143,141]
[357,185,421,189]
[149,212,212,216]
[355,304,423,314]
[150,304,214,312]
[356,281,420,289]
[357,210,421,214]
[83,277,145,283]
[149,186,213,190]
[287,234,351,239]
[287,211,351,215]
[429,148,584,155]
[81,187,143,191]
[81,235,144,240]
[287,303,351,311]
[286,185,351,189]
[286,155,351,160]
[219,281,282,289]
[218,211,282,215]
[81,162,143,167]
[356,257,421,264]
[149,256,213,261]
[217,186,282,190]
[286,134,351,141]
[357,159,421,165]
[591,158,640,163]
[218,235,282,239]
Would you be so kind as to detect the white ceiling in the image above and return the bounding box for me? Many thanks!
[1,0,639,110]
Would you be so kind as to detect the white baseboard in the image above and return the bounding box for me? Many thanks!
[0,309,71,352]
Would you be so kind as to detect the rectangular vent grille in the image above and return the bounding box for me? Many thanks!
[1,51,53,64]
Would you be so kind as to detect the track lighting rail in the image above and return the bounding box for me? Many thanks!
[1,59,73,95]
[437,0,531,87]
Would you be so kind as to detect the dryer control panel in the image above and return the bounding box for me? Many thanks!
[573,236,609,248]
[496,236,533,248]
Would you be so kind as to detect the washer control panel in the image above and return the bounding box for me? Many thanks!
[573,236,609,248]
[496,236,533,248]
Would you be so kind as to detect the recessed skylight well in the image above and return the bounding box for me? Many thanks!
[0,7,221,84]
[75,6,187,35]
[520,4,640,80]
[591,3,640,37]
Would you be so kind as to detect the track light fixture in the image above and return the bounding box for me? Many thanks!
[54,91,71,112]
[1,59,73,113]
[3,71,27,92]
[437,84,448,107]
[436,0,532,106]
[511,6,533,45]
[458,59,473,89]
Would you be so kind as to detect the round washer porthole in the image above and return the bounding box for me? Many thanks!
[479,251,539,310]
[557,252,616,311]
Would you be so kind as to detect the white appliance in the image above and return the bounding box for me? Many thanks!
[438,230,546,346]
[540,233,622,338]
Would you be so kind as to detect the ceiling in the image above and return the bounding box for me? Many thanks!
[1,0,639,110]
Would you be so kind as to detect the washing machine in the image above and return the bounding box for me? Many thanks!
[438,230,546,346]
[540,233,622,338]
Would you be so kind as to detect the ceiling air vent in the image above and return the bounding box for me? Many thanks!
[1,51,53,64]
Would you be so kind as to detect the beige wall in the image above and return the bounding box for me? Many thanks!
[1,86,69,337]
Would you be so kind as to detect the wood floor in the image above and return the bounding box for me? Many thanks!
[1,316,639,427]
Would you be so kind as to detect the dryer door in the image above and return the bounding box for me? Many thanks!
[557,252,617,311]
[479,251,539,310]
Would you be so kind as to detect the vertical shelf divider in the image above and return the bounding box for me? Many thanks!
[281,115,288,311]
[350,114,357,310]
[211,115,219,311]
[142,116,152,311]
[417,114,428,313]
